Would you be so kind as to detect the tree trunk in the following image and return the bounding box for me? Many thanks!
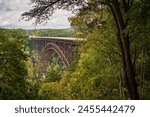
[109,0,139,99]
[122,35,139,99]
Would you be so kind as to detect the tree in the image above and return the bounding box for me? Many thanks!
[22,0,150,99]
[0,29,29,99]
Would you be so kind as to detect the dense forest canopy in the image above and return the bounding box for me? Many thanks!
[28,29,75,37]
[0,29,31,99]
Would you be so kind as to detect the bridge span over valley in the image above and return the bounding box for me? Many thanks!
[29,36,82,73]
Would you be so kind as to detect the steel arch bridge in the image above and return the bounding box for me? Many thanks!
[29,36,80,73]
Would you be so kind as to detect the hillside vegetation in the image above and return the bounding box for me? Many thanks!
[28,29,75,37]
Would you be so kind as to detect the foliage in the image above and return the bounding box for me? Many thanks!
[29,29,75,37]
[0,28,29,99]
[45,52,64,82]
[38,82,59,100]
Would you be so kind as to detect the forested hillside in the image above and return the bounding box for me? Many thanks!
[28,29,75,37]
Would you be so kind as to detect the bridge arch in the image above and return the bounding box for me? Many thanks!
[41,42,70,68]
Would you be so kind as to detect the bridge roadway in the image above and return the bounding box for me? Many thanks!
[30,36,81,41]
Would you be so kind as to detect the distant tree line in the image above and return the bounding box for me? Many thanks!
[28,29,75,37]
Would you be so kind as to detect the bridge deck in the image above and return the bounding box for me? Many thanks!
[30,36,82,41]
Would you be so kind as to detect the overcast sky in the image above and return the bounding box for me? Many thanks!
[0,0,73,29]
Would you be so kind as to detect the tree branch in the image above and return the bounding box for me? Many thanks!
[22,0,87,23]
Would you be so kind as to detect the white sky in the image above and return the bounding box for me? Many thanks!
[0,0,73,29]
